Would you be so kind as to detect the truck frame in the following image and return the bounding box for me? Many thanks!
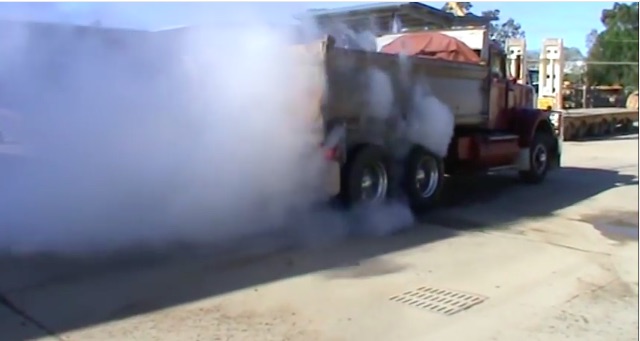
[300,2,562,210]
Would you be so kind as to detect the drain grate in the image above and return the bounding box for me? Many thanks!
[389,286,487,316]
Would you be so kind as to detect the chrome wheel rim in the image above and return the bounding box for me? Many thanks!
[360,162,388,203]
[415,156,439,198]
[532,144,548,174]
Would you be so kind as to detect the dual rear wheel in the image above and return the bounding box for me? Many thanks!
[340,145,444,212]
[340,132,554,210]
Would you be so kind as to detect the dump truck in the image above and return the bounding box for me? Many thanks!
[297,3,562,210]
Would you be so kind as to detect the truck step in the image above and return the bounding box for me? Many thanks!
[486,164,518,173]
[486,133,519,142]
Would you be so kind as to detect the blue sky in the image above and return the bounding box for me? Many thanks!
[0,1,620,53]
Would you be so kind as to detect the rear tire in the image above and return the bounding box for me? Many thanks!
[403,147,445,212]
[519,132,553,184]
[340,145,392,207]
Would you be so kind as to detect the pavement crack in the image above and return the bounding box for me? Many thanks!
[564,278,617,304]
[0,293,63,340]
[481,230,612,256]
[541,241,612,256]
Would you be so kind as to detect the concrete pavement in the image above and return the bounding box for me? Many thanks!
[1,135,638,341]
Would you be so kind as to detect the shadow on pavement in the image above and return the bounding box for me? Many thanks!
[422,166,637,230]
[0,163,637,339]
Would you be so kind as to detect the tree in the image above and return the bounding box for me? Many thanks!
[586,2,639,87]
[585,29,598,51]
[440,3,525,47]
[480,10,525,47]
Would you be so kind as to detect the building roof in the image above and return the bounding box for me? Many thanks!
[296,2,494,34]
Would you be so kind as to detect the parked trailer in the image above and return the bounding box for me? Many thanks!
[562,108,638,141]
[519,36,639,141]
[303,3,562,210]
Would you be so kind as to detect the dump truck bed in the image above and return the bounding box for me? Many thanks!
[322,44,490,127]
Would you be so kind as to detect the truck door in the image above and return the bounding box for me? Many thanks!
[488,48,509,129]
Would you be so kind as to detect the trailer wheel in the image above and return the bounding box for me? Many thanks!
[403,147,445,212]
[564,123,576,141]
[599,120,611,136]
[589,122,603,136]
[599,120,607,135]
[519,132,552,184]
[340,145,391,207]
[575,122,588,140]
[621,119,635,134]
[606,120,617,135]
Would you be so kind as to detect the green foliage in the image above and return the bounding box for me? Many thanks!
[586,2,639,87]
[480,9,525,47]
[564,47,586,62]
[564,73,583,84]
[440,2,525,47]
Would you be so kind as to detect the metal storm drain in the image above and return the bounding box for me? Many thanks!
[389,286,488,316]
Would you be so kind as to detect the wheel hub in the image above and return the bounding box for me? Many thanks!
[533,144,548,174]
[360,162,388,203]
[415,156,439,198]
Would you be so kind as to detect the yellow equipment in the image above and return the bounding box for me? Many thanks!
[444,2,467,16]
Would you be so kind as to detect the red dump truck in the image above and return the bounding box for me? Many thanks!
[300,3,563,211]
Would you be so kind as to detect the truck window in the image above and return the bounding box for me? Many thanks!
[490,52,505,79]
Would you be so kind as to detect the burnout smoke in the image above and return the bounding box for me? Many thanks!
[0,9,460,256]
[0,21,331,254]
[0,17,417,256]
[406,82,456,158]
[338,16,455,159]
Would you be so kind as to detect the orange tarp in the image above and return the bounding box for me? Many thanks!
[380,31,481,64]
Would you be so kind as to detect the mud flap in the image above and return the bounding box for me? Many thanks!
[517,135,562,172]
[325,160,341,197]
[551,110,563,169]
[516,148,530,171]
[551,134,562,169]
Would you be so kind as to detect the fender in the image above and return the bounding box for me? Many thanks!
[511,108,562,169]
[510,108,553,147]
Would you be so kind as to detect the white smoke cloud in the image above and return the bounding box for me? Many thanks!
[332,19,455,159]
[0,17,416,257]
[364,67,455,158]
[406,82,456,158]
[0,20,332,254]
[0,8,457,257]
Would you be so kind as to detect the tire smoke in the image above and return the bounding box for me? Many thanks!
[0,8,457,257]
[0,17,418,256]
[0,22,332,255]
